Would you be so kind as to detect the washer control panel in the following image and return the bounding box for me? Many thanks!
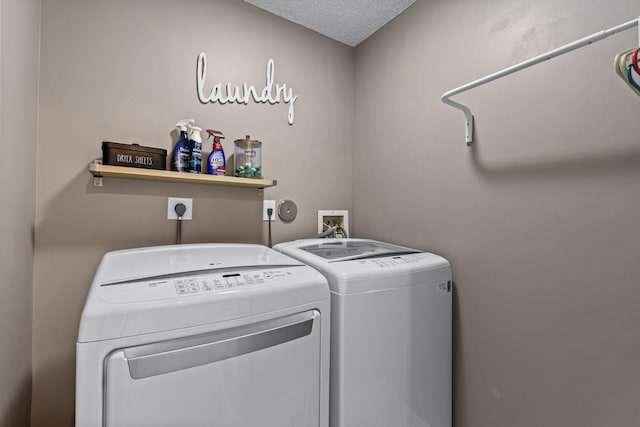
[100,268,298,303]
[173,270,289,295]
[357,253,432,269]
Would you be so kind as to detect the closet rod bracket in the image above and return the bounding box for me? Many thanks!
[441,17,639,146]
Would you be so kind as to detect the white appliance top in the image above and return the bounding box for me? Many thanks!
[297,239,418,262]
[274,238,451,295]
[78,244,329,342]
[97,243,303,285]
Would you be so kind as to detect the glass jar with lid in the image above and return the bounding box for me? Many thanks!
[233,135,262,178]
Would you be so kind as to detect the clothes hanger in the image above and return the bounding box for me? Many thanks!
[614,49,631,79]
[614,49,640,95]
[621,49,636,75]
[622,49,640,89]
[632,47,640,75]
[637,14,640,73]
[622,48,640,79]
[613,16,640,96]
[618,49,640,95]
[626,63,640,91]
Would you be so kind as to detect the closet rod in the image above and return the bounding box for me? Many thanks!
[441,17,639,146]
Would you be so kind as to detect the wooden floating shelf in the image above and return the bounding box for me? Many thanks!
[88,161,277,189]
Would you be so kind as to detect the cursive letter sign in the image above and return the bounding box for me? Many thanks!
[197,53,298,125]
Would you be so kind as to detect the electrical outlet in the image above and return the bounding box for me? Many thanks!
[263,200,276,221]
[167,197,193,220]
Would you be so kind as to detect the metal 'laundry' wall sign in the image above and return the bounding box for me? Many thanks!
[196,53,298,125]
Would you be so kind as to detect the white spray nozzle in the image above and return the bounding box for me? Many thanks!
[189,126,203,143]
[175,118,195,132]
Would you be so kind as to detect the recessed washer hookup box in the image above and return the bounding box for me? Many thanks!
[102,141,167,170]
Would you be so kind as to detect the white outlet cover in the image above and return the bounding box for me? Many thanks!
[263,199,276,221]
[168,197,193,220]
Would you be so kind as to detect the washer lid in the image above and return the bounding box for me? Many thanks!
[294,239,418,262]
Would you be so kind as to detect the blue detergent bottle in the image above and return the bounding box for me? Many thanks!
[206,129,226,175]
[172,119,194,172]
[188,126,203,174]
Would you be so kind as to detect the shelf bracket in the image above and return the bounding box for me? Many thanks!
[441,17,639,146]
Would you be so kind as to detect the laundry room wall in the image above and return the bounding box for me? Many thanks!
[353,0,640,426]
[32,0,353,425]
[0,0,40,426]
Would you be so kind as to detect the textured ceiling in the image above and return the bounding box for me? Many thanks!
[243,0,416,47]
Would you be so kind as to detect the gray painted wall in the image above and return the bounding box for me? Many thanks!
[2,0,638,426]
[0,0,39,426]
[354,0,640,425]
[32,0,353,425]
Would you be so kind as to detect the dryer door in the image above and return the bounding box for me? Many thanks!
[103,310,322,427]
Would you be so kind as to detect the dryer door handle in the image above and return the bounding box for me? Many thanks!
[124,310,320,379]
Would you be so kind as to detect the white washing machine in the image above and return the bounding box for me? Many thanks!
[76,243,330,427]
[274,238,452,427]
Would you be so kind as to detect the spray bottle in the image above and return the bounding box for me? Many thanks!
[206,130,226,175]
[172,119,194,172]
[188,126,203,174]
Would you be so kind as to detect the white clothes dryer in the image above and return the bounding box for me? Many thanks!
[274,238,452,427]
[76,243,330,427]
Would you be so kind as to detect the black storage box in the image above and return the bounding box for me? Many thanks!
[102,141,167,170]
